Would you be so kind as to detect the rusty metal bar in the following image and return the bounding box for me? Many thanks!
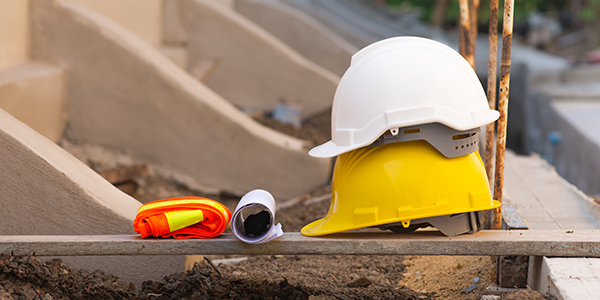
[491,0,515,283]
[459,0,475,68]
[482,0,499,232]
[492,0,514,230]
[469,0,480,66]
[484,0,499,186]
[486,0,502,281]
[1,231,600,257]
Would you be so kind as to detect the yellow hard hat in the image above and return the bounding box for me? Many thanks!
[301,140,500,237]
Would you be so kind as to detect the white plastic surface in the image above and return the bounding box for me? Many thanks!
[231,189,283,244]
[309,36,499,158]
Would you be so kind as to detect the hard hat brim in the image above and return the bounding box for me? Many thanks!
[308,141,354,158]
[301,200,501,237]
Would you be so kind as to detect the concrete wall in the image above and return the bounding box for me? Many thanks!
[0,62,66,142]
[181,0,339,118]
[0,0,66,142]
[234,0,356,77]
[0,0,30,69]
[31,0,331,199]
[525,92,600,196]
[56,0,163,46]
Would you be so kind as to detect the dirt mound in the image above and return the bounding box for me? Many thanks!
[0,256,135,300]
[0,253,556,300]
[139,256,431,300]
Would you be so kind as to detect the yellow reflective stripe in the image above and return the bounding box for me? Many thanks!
[164,210,204,232]
[138,199,229,218]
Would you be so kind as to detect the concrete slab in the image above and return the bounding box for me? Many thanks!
[537,83,600,99]
[0,62,66,142]
[554,101,600,146]
[525,92,600,196]
[544,257,600,300]
[504,151,600,299]
[180,0,339,118]
[505,151,600,230]
[561,65,600,84]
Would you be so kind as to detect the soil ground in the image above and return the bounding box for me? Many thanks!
[0,110,557,299]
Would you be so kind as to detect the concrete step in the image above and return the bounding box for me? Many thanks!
[234,0,357,77]
[177,0,339,118]
[561,65,600,84]
[158,45,188,69]
[0,62,66,142]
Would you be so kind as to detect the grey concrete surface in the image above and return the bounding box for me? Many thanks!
[234,0,357,77]
[525,85,600,197]
[180,0,339,118]
[556,101,600,150]
[504,151,600,299]
[504,151,600,230]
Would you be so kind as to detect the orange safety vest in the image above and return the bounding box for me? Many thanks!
[133,197,232,239]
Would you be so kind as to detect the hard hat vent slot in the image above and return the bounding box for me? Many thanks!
[403,128,420,135]
[452,133,476,140]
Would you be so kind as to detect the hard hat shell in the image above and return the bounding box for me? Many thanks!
[301,140,500,236]
[309,36,499,158]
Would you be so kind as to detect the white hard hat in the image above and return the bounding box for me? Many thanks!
[309,36,499,158]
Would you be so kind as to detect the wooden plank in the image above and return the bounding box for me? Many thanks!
[0,230,599,257]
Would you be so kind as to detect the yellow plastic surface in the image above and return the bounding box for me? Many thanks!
[301,140,499,236]
[164,210,204,232]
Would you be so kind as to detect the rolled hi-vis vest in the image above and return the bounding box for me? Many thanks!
[133,197,232,239]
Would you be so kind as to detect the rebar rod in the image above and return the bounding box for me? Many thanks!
[484,0,499,190]
[492,0,514,231]
[459,0,475,68]
[486,0,501,284]
[469,0,480,67]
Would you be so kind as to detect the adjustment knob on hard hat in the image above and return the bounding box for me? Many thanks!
[309,36,499,158]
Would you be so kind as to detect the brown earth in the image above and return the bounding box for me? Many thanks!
[0,110,557,299]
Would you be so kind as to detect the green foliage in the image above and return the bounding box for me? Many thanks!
[579,0,600,22]
[383,0,570,28]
